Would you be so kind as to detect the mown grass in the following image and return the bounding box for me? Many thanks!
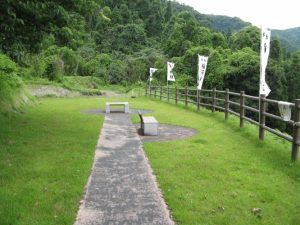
[1,96,300,225]
[132,97,300,225]
[0,98,104,225]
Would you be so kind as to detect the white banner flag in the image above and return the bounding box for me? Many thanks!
[167,62,175,81]
[260,27,271,96]
[149,68,157,81]
[197,55,208,90]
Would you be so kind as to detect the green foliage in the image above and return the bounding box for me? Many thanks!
[1,0,300,107]
[230,26,260,52]
[80,53,112,78]
[212,32,228,48]
[44,57,64,82]
[25,46,83,80]
[0,73,24,111]
[164,0,173,22]
[208,15,251,32]
[107,60,127,84]
[163,11,212,57]
[273,27,300,52]
[100,23,147,54]
[0,54,18,74]
[25,55,46,78]
[0,54,26,114]
[224,47,260,94]
[285,52,300,101]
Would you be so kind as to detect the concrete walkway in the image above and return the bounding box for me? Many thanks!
[74,113,174,225]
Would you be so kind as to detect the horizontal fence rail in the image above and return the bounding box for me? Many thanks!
[146,85,300,161]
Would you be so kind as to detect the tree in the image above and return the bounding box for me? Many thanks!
[164,0,173,22]
[212,32,228,48]
[230,26,260,53]
[145,0,164,37]
[224,47,260,95]
[285,52,300,100]
[163,11,212,57]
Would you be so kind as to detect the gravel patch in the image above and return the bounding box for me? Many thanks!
[28,85,81,97]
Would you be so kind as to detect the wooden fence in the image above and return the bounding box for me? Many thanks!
[146,85,300,161]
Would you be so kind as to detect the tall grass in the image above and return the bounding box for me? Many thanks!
[0,53,29,114]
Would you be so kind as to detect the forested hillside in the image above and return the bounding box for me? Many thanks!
[1,0,300,116]
[273,27,300,52]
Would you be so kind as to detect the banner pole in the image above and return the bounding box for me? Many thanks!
[259,26,262,124]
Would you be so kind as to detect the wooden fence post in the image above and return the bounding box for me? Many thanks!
[185,87,188,107]
[259,94,266,140]
[160,86,162,100]
[212,88,216,112]
[175,87,178,105]
[197,89,200,110]
[225,88,229,120]
[154,86,157,98]
[292,99,300,161]
[167,86,170,102]
[240,91,245,127]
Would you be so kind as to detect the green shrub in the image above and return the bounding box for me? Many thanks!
[0,54,18,74]
[0,53,27,114]
[44,57,64,82]
[22,55,47,78]
[108,61,127,84]
[59,47,80,75]
[79,53,112,78]
[42,46,81,78]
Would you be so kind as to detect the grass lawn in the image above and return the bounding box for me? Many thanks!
[1,96,300,225]
[0,98,104,225]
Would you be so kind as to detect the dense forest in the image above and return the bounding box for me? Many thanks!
[273,27,300,52]
[1,0,300,117]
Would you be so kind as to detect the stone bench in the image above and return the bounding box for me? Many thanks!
[138,111,158,136]
[106,102,129,113]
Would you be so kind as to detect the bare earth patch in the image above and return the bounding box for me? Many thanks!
[28,85,81,97]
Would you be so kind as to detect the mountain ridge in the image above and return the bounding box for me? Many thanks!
[174,1,300,52]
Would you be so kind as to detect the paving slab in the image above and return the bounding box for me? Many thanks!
[74,113,174,225]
